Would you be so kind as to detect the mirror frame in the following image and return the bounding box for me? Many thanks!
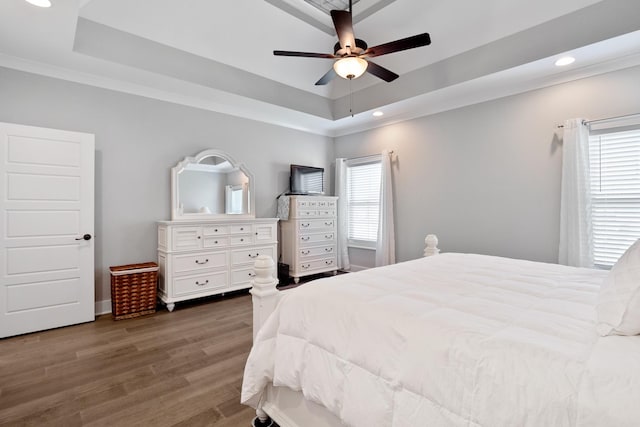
[170,149,255,220]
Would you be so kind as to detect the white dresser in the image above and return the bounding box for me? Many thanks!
[157,218,278,311]
[280,195,338,283]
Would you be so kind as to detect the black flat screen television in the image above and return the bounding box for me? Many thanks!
[289,164,324,195]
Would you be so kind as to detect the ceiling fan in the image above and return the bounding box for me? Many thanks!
[273,0,431,85]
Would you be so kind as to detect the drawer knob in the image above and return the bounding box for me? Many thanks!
[214,240,218,244]
[248,272,256,277]
[248,253,259,258]
[325,222,333,226]
[301,236,310,241]
[301,250,310,255]
[302,264,310,269]
[214,228,218,232]
[325,247,333,252]
[195,279,209,286]
[325,235,333,239]
[240,227,244,231]
[301,223,309,227]
[240,238,244,242]
[325,260,334,265]
[197,236,201,239]
[195,259,209,265]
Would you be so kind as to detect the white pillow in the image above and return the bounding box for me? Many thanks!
[597,239,640,336]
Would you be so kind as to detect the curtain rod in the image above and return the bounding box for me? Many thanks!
[346,150,394,161]
[557,112,640,128]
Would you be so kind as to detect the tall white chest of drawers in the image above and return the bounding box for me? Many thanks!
[157,218,278,311]
[280,195,338,283]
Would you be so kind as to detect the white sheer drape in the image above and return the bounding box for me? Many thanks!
[559,118,593,267]
[335,158,350,270]
[375,150,396,266]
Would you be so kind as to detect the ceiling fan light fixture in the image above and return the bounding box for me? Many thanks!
[333,57,368,80]
[24,0,51,7]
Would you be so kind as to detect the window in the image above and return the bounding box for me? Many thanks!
[346,159,381,248]
[589,127,640,267]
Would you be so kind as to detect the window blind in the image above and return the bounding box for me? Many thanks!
[346,161,381,243]
[589,128,640,267]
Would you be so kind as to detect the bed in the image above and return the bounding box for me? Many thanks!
[241,239,640,427]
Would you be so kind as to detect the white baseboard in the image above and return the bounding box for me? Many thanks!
[95,299,112,316]
[346,264,369,272]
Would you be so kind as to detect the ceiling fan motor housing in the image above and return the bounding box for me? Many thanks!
[334,38,368,56]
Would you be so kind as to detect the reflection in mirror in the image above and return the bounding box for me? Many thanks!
[226,184,247,214]
[178,158,249,215]
[171,149,255,220]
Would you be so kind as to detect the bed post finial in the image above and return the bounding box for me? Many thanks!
[424,234,440,257]
[250,255,279,341]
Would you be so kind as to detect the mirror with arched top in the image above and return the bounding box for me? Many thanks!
[170,149,255,220]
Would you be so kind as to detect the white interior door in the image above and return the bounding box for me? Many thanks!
[0,122,94,338]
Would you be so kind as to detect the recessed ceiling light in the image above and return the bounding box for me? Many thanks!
[373,111,384,117]
[555,56,575,67]
[25,0,51,7]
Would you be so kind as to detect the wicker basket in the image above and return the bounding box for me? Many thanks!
[110,262,158,320]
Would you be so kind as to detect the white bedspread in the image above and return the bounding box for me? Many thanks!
[241,253,640,426]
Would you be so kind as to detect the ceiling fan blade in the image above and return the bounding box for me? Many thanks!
[330,10,356,50]
[315,68,337,86]
[364,33,431,58]
[365,60,399,82]
[274,50,336,58]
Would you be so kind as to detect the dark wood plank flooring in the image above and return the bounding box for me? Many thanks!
[0,292,256,426]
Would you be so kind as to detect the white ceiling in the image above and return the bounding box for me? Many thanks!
[2,0,640,136]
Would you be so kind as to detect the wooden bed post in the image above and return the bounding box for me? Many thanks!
[250,255,280,341]
[424,234,440,257]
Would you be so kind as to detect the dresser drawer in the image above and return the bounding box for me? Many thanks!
[297,210,318,217]
[230,224,252,234]
[297,200,317,209]
[298,218,335,232]
[299,245,336,259]
[231,246,276,266]
[173,271,227,296]
[318,209,336,217]
[230,235,253,245]
[299,256,337,272]
[203,236,230,249]
[318,200,337,210]
[172,251,227,274]
[231,266,256,286]
[299,232,335,246]
[203,225,229,236]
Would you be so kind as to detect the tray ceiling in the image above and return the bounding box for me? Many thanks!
[1,0,640,136]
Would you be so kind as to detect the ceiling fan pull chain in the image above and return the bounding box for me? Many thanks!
[349,78,354,117]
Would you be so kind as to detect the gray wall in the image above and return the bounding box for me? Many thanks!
[0,67,334,304]
[3,63,639,301]
[335,65,640,268]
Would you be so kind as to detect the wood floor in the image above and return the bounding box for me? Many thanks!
[0,292,257,427]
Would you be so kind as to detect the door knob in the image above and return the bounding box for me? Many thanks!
[75,234,92,241]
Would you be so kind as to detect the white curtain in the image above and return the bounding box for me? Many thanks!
[375,150,396,266]
[559,118,593,267]
[335,158,350,270]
